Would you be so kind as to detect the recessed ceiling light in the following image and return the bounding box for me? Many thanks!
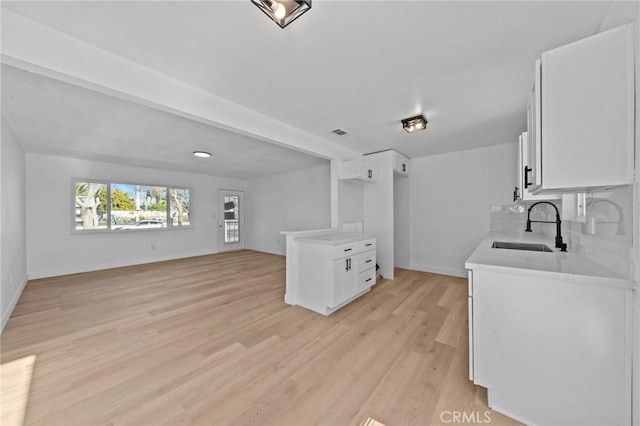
[193,151,212,158]
[401,114,428,133]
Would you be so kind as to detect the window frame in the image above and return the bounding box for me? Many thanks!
[71,179,192,234]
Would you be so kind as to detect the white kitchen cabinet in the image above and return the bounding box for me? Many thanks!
[363,149,410,279]
[392,151,410,176]
[294,233,376,315]
[517,131,559,201]
[468,267,632,425]
[513,136,522,202]
[530,24,635,193]
[525,62,542,191]
[341,159,376,182]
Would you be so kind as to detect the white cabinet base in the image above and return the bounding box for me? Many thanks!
[299,287,371,316]
[470,268,632,425]
[290,232,376,315]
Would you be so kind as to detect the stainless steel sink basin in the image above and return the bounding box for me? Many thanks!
[491,241,553,252]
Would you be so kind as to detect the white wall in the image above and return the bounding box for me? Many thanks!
[1,118,28,332]
[338,179,364,227]
[247,163,331,256]
[25,153,247,278]
[410,143,517,277]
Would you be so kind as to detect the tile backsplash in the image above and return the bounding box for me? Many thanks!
[491,185,633,279]
[491,201,561,238]
[563,185,633,279]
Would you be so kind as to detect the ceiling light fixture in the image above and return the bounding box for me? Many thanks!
[193,151,212,158]
[251,0,311,29]
[401,114,428,133]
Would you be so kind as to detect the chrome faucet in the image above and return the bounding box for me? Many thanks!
[525,201,567,252]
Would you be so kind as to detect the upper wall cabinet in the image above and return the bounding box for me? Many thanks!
[529,24,635,193]
[341,159,376,182]
[518,131,560,201]
[393,151,410,176]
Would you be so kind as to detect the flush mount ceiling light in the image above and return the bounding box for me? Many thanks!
[401,114,428,133]
[251,0,311,28]
[193,151,212,158]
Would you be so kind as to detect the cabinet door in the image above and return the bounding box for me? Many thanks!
[540,24,634,190]
[525,60,543,191]
[473,269,630,425]
[393,152,410,176]
[358,164,375,180]
[514,134,523,202]
[520,131,560,201]
[331,257,356,307]
[340,160,376,182]
[467,270,474,381]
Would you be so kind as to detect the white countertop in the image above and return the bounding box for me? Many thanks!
[465,232,634,289]
[295,231,375,245]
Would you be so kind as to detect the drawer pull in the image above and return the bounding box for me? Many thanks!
[365,243,373,247]
[366,278,372,282]
[344,248,353,252]
[365,260,372,263]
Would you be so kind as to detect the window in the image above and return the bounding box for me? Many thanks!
[73,180,190,232]
[75,181,108,231]
[169,188,190,227]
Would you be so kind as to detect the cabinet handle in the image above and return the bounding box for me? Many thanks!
[365,259,372,263]
[513,186,520,202]
[345,258,349,271]
[524,166,532,188]
[365,243,373,247]
[344,248,352,252]
[368,169,372,179]
[402,164,406,172]
[366,278,372,282]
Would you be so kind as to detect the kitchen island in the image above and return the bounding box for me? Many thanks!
[281,229,376,315]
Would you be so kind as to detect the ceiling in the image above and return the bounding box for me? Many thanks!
[1,1,635,178]
[1,64,327,179]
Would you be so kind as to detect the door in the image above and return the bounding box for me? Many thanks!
[218,190,245,252]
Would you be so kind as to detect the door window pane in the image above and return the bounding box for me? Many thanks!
[224,195,239,243]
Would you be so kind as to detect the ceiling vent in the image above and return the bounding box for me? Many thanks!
[331,129,348,136]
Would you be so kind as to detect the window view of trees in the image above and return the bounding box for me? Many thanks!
[169,188,190,227]
[74,180,190,231]
[75,182,108,230]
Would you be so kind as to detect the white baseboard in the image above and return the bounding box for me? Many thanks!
[284,293,297,305]
[28,249,218,280]
[1,273,29,334]
[248,245,285,257]
[410,263,467,278]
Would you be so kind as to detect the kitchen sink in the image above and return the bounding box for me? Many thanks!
[491,241,553,252]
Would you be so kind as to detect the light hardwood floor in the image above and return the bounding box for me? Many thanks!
[1,250,521,426]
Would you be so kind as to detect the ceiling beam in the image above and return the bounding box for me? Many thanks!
[1,9,361,162]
